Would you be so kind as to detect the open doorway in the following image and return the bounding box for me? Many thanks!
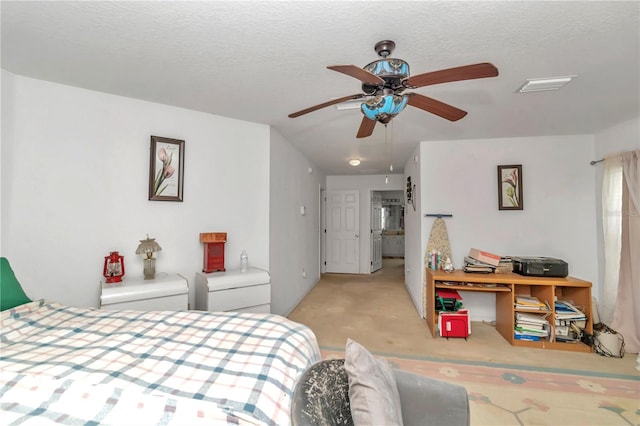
[371,190,405,274]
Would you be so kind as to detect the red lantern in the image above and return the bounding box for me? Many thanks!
[103,251,125,283]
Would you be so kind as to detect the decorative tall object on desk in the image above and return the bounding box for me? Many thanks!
[135,235,162,280]
[200,232,226,273]
[103,251,125,283]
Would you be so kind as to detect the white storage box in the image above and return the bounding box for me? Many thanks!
[100,273,189,311]
[195,268,270,313]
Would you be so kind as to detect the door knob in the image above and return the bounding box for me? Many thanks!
[355,234,359,238]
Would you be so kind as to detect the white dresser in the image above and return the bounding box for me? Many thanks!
[100,273,189,310]
[195,268,270,313]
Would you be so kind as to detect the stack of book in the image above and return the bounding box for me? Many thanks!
[463,257,495,273]
[554,300,588,342]
[514,294,550,311]
[495,256,514,274]
[514,312,550,341]
[463,248,501,273]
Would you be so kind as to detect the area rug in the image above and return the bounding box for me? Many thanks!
[321,347,640,425]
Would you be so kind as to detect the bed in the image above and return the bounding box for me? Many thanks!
[0,300,321,425]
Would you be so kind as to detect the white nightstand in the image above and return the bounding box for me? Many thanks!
[195,268,270,313]
[100,273,189,311]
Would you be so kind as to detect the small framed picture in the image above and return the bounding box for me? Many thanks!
[149,136,184,202]
[497,165,523,210]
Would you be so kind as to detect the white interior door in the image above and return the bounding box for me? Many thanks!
[371,192,382,272]
[326,190,360,273]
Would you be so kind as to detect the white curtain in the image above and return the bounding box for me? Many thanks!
[602,149,640,353]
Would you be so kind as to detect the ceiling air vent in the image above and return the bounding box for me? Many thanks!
[518,76,576,93]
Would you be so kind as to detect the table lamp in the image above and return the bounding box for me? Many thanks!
[135,235,162,280]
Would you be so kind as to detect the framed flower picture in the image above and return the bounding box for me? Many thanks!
[149,136,184,202]
[497,165,522,210]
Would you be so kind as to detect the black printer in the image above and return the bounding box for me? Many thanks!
[512,257,568,278]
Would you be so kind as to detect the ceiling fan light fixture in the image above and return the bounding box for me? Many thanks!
[364,58,410,80]
[518,76,576,93]
[349,159,361,166]
[361,94,408,124]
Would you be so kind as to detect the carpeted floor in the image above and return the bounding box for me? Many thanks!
[322,347,640,426]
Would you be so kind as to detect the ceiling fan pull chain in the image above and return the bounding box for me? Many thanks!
[388,124,394,172]
[384,124,389,162]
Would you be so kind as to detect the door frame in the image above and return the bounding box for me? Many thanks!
[370,190,382,272]
[320,186,326,274]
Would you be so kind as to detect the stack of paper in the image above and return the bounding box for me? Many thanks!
[463,256,495,273]
[514,312,550,341]
[514,295,548,311]
[554,300,588,341]
[495,257,513,274]
[463,248,503,273]
[554,300,587,321]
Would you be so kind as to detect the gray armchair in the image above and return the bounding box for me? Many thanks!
[291,359,469,426]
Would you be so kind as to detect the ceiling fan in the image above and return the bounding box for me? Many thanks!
[288,40,499,138]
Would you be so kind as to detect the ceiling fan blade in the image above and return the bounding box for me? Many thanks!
[288,94,365,118]
[356,116,377,138]
[405,63,499,88]
[327,65,385,85]
[406,93,468,121]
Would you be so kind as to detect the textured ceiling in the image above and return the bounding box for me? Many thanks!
[2,1,639,175]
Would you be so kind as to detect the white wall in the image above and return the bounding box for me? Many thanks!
[326,174,403,273]
[1,71,270,309]
[593,116,640,303]
[412,135,598,321]
[403,151,422,315]
[269,128,326,315]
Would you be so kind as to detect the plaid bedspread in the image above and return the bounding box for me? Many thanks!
[0,301,321,425]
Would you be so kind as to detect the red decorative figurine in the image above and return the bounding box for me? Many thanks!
[103,251,125,283]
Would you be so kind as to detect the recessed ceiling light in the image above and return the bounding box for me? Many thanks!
[518,75,577,93]
[349,159,361,166]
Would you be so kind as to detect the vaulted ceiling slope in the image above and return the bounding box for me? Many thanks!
[2,1,638,175]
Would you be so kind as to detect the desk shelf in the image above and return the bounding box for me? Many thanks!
[436,283,511,292]
[426,269,593,353]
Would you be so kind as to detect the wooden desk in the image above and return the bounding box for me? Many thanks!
[426,269,593,352]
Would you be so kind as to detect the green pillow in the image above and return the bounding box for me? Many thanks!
[1,257,32,311]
